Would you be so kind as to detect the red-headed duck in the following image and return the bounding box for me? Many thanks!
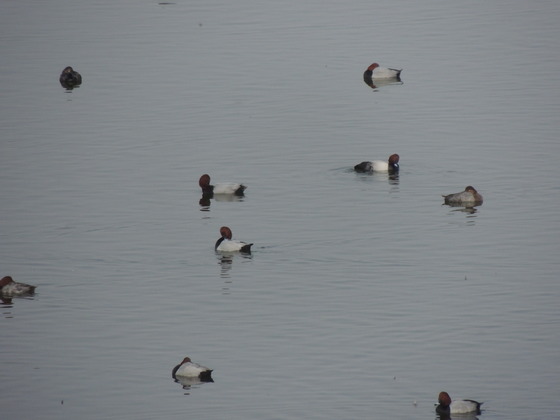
[59,66,82,88]
[199,174,246,197]
[443,186,483,206]
[436,391,482,416]
[364,62,402,80]
[215,226,253,253]
[172,356,213,382]
[354,154,400,173]
[0,276,36,296]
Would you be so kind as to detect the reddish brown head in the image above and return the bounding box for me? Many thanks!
[180,356,192,365]
[0,276,14,287]
[389,154,400,164]
[438,392,452,406]
[367,63,380,71]
[199,174,211,188]
[220,226,233,240]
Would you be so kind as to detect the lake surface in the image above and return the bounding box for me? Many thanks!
[1,1,560,419]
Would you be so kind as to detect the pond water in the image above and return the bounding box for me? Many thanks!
[1,1,560,419]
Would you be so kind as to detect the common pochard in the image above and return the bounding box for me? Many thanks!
[215,226,253,253]
[199,174,246,197]
[354,154,400,173]
[172,356,213,382]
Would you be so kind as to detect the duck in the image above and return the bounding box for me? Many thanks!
[0,276,36,296]
[363,62,402,80]
[436,391,483,416]
[172,356,213,382]
[443,186,483,206]
[59,66,82,88]
[199,174,246,197]
[354,154,400,173]
[215,226,253,253]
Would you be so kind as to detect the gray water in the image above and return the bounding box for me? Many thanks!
[2,1,560,419]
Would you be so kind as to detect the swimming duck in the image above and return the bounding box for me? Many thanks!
[0,276,36,296]
[172,356,213,382]
[436,391,483,415]
[363,62,402,80]
[199,174,246,197]
[443,186,483,206]
[354,154,400,173]
[59,66,82,88]
[215,226,253,253]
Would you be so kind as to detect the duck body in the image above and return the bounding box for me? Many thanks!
[172,357,213,382]
[443,186,483,206]
[354,154,399,173]
[199,174,246,197]
[215,226,253,253]
[364,62,402,80]
[0,276,36,296]
[436,391,482,415]
[59,66,82,88]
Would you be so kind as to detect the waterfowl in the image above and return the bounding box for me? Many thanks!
[215,226,253,253]
[363,62,402,80]
[199,174,246,197]
[0,276,36,296]
[59,66,82,88]
[436,391,483,415]
[172,356,213,382]
[354,154,400,173]
[443,186,483,206]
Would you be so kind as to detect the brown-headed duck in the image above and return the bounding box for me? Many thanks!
[215,226,253,253]
[0,276,36,296]
[199,174,246,197]
[436,391,483,416]
[443,186,483,206]
[354,154,400,173]
[172,356,213,382]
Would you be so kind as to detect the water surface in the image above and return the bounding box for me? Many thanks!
[2,1,560,419]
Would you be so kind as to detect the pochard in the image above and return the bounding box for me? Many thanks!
[363,62,402,80]
[215,226,253,253]
[443,186,483,206]
[354,154,400,173]
[0,276,36,296]
[172,357,213,382]
[199,174,246,197]
[436,391,483,415]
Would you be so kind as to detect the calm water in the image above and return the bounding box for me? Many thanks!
[2,1,560,419]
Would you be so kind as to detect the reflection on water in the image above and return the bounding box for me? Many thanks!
[363,76,404,90]
[447,206,480,215]
[218,254,234,278]
[173,376,214,394]
[217,253,252,280]
[199,194,245,211]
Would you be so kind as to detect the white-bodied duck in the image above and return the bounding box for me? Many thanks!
[354,153,400,173]
[215,226,253,253]
[199,174,246,197]
[172,356,213,382]
[436,391,483,416]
